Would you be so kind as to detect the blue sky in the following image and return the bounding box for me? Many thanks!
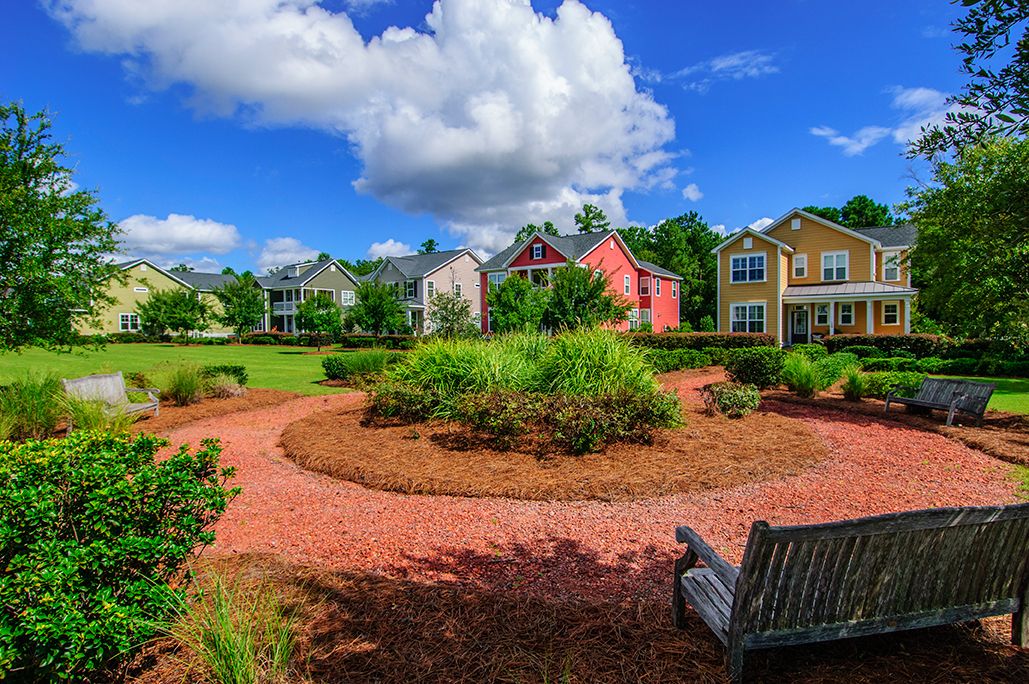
[2,0,964,273]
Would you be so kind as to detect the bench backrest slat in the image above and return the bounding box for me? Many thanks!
[913,378,995,416]
[61,372,129,406]
[733,503,1029,635]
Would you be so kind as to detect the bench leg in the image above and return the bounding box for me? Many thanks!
[946,405,957,426]
[726,643,746,684]
[883,397,891,414]
[1015,597,1028,647]
[672,549,698,629]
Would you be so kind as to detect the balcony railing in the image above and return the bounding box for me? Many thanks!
[271,302,296,314]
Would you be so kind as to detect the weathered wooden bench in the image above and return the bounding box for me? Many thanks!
[61,371,160,428]
[673,503,1029,683]
[884,377,994,426]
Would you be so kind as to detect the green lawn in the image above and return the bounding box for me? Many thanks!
[0,344,346,396]
[940,375,1029,414]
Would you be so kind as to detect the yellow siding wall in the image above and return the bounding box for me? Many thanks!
[875,249,910,285]
[718,233,782,338]
[768,215,873,284]
[79,264,186,335]
[874,300,906,333]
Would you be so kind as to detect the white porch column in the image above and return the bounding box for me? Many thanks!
[904,300,911,333]
[828,301,836,335]
[866,298,874,334]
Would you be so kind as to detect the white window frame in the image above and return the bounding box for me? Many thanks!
[623,274,631,294]
[133,286,148,293]
[793,254,807,278]
[655,277,662,296]
[487,272,506,289]
[730,302,766,333]
[729,253,767,283]
[426,280,436,298]
[639,276,651,296]
[743,237,753,249]
[404,280,416,299]
[454,282,463,297]
[532,243,543,259]
[882,251,901,282]
[815,304,829,326]
[822,251,849,281]
[340,290,355,306]
[641,308,652,324]
[671,280,677,299]
[119,313,141,332]
[628,308,640,330]
[313,288,335,302]
[838,303,855,326]
[882,300,900,326]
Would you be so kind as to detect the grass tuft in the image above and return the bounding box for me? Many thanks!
[0,374,63,440]
[63,396,139,433]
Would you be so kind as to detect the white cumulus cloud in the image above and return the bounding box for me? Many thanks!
[747,217,773,231]
[681,183,703,201]
[258,237,320,272]
[47,0,677,255]
[117,213,242,254]
[367,238,413,259]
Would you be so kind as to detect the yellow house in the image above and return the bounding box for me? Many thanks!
[712,208,917,345]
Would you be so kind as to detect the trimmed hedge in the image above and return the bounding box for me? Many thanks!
[789,343,828,360]
[824,334,949,359]
[648,349,712,373]
[724,347,787,389]
[626,332,776,351]
[860,357,919,372]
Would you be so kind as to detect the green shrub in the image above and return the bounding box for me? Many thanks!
[63,397,139,433]
[703,382,761,418]
[700,346,729,365]
[535,328,657,396]
[0,412,15,442]
[824,334,949,358]
[0,432,236,680]
[697,315,716,332]
[840,365,867,401]
[842,345,886,359]
[0,374,63,440]
[204,374,247,399]
[814,352,859,387]
[369,380,446,422]
[999,360,1029,377]
[790,343,828,360]
[322,349,394,381]
[201,364,248,386]
[782,354,821,398]
[165,573,297,684]
[724,347,786,389]
[162,365,205,406]
[916,356,947,373]
[625,332,777,350]
[647,348,712,373]
[549,390,683,454]
[861,357,919,372]
[862,371,927,399]
[936,357,980,375]
[891,349,916,359]
[460,391,546,449]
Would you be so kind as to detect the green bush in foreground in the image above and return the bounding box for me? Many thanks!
[782,354,821,398]
[790,343,828,360]
[703,382,761,418]
[725,347,786,389]
[549,390,683,454]
[0,431,237,680]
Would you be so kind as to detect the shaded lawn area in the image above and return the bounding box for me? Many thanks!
[0,343,346,396]
[939,375,1029,414]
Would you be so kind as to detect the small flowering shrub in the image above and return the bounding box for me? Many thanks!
[703,382,761,418]
[0,431,237,680]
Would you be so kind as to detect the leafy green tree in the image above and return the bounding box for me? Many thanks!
[514,220,559,243]
[135,289,211,342]
[911,1,1029,157]
[295,292,342,349]
[220,266,237,276]
[337,256,382,277]
[0,101,120,350]
[900,137,1029,345]
[316,251,332,261]
[804,196,895,228]
[426,290,478,338]
[802,205,844,224]
[346,281,406,336]
[485,274,550,333]
[418,239,440,254]
[213,273,264,342]
[169,263,194,272]
[541,263,630,331]
[574,203,610,233]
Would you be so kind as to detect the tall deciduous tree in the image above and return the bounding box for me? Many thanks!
[911,1,1029,157]
[136,289,211,342]
[901,137,1029,345]
[295,292,342,349]
[418,239,440,254]
[801,205,843,224]
[426,290,478,338]
[514,220,559,243]
[337,257,382,277]
[346,281,406,336]
[574,203,610,233]
[541,263,629,331]
[213,274,264,342]
[0,101,120,350]
[804,196,895,228]
[485,274,549,334]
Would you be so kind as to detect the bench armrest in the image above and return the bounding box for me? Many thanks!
[675,525,739,586]
[130,388,161,395]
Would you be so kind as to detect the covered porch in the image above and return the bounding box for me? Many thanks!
[781,282,916,346]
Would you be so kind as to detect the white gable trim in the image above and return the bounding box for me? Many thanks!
[422,248,484,279]
[577,231,641,270]
[761,207,881,247]
[711,228,795,254]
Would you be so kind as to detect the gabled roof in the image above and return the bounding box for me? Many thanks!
[259,259,359,289]
[477,230,615,271]
[375,248,482,279]
[711,227,795,254]
[114,257,194,288]
[761,207,880,246]
[854,223,918,248]
[637,260,682,280]
[174,271,238,291]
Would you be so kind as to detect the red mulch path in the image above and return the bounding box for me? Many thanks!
[148,371,1026,681]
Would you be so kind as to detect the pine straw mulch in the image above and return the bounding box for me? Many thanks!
[765,390,1029,467]
[278,397,828,502]
[128,554,1029,684]
[129,389,299,436]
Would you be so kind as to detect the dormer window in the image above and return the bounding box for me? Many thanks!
[532,243,545,259]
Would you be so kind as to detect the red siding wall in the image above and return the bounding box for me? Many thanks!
[646,273,681,331]
[507,237,569,268]
[580,236,639,333]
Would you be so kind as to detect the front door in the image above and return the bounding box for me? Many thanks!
[791,309,809,344]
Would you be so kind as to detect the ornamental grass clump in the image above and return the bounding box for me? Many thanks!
[162,364,205,406]
[841,365,867,401]
[534,328,657,396]
[322,349,394,382]
[782,353,821,398]
[63,396,139,433]
[0,373,63,440]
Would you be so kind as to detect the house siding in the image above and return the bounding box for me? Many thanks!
[303,263,359,304]
[768,215,873,284]
[580,236,638,332]
[425,252,483,323]
[717,233,782,338]
[508,236,570,268]
[875,249,910,286]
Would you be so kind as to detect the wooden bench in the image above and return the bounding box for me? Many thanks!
[672,503,1029,683]
[61,372,160,428]
[884,377,994,426]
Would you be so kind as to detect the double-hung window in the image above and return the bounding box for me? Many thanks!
[655,277,662,296]
[839,303,854,326]
[815,304,829,326]
[340,290,355,306]
[882,301,900,325]
[532,243,544,259]
[822,252,849,281]
[426,280,436,298]
[405,280,416,299]
[793,254,807,278]
[623,274,631,294]
[730,303,765,333]
[454,282,463,297]
[119,313,140,332]
[671,280,677,299]
[639,277,650,296]
[488,272,506,289]
[883,252,900,281]
[628,308,640,330]
[730,254,765,283]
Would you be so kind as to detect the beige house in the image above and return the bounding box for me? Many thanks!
[712,208,917,345]
[364,248,483,333]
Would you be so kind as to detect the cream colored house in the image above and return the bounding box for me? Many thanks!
[712,208,917,345]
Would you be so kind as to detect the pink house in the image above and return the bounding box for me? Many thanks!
[476,230,682,333]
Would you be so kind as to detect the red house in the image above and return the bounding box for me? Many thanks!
[476,230,682,333]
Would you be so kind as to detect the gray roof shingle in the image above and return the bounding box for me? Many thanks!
[382,249,479,278]
[853,223,917,248]
[259,259,337,288]
[638,260,682,280]
[477,231,611,271]
[174,271,238,291]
